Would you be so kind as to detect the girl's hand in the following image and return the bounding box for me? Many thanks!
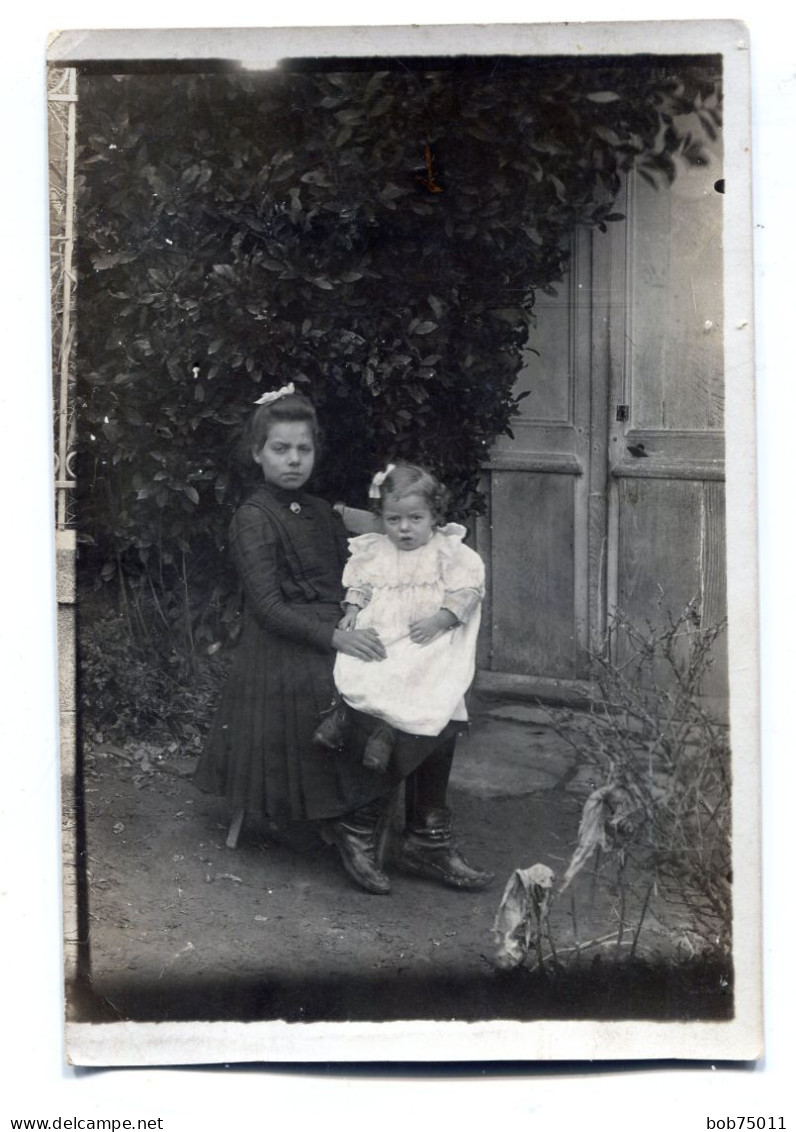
[409,609,457,645]
[332,627,386,661]
[338,607,360,631]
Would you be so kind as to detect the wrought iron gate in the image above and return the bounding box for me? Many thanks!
[48,63,80,987]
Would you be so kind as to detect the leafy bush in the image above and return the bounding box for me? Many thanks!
[74,58,720,657]
[77,594,230,744]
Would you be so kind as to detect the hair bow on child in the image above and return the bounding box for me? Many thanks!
[254,382,295,406]
[368,464,397,500]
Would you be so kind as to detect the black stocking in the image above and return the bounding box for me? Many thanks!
[404,734,456,825]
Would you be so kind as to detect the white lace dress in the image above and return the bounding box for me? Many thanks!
[333,524,485,736]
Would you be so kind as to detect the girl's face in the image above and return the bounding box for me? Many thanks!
[382,492,435,551]
[253,421,315,490]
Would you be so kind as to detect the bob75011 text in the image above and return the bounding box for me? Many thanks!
[707,1120,786,1130]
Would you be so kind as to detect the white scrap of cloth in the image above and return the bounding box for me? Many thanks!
[491,864,556,970]
[333,524,484,736]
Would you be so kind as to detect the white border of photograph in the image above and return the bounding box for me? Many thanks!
[4,0,793,1126]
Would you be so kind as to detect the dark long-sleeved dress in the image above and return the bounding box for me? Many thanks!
[195,481,451,824]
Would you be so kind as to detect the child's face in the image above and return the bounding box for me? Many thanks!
[253,421,315,490]
[382,492,435,551]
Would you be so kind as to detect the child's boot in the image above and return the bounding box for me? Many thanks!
[362,724,396,773]
[313,699,350,750]
[394,806,494,890]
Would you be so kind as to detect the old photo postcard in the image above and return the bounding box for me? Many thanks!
[47,20,760,1065]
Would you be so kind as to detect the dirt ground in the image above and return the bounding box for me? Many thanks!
[71,698,732,1026]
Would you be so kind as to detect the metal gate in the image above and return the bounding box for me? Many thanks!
[48,62,79,985]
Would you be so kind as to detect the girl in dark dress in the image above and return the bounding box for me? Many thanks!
[195,387,492,895]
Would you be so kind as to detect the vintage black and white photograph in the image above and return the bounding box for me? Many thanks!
[47,22,760,1064]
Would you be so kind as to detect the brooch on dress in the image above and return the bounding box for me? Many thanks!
[289,501,301,515]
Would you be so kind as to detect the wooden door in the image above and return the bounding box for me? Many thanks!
[477,133,727,709]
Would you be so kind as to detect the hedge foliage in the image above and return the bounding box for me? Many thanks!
[74,56,720,655]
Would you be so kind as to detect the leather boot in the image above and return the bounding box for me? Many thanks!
[362,724,396,773]
[394,806,494,890]
[322,802,391,895]
[313,700,349,751]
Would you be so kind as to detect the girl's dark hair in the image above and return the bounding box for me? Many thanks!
[246,392,320,454]
[375,463,449,524]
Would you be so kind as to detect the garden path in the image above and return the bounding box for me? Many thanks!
[73,697,731,1025]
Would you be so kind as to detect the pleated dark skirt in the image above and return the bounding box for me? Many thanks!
[195,603,457,824]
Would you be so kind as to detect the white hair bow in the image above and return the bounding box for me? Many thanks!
[368,463,396,500]
[254,382,295,406]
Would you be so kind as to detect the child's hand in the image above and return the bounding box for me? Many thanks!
[338,607,359,631]
[409,610,457,645]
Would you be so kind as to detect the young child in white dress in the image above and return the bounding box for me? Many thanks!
[315,463,485,772]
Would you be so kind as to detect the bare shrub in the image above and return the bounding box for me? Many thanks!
[490,604,731,975]
[557,603,731,959]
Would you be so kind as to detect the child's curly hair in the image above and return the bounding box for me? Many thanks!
[373,463,449,525]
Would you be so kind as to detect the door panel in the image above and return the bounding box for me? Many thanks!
[617,477,705,624]
[490,471,576,677]
[615,476,728,701]
[513,299,575,425]
[628,148,724,433]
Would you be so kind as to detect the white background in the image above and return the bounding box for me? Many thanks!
[2,2,792,1127]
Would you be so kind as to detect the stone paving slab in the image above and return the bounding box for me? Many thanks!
[450,714,577,799]
[473,702,561,726]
